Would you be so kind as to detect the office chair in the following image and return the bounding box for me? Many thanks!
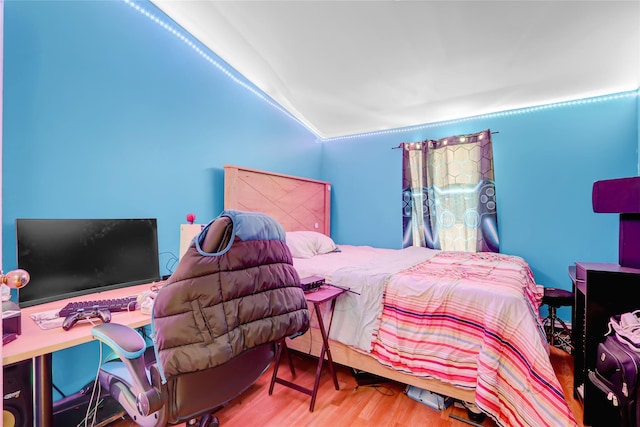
[92,210,310,426]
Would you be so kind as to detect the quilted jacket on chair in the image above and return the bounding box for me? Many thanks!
[152,210,310,383]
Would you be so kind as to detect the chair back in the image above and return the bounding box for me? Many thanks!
[151,210,310,423]
[156,343,275,424]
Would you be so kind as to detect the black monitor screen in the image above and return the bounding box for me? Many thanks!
[16,218,161,308]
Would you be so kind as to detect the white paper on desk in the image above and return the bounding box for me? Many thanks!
[30,309,65,330]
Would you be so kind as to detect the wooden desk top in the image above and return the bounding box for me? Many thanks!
[2,282,160,366]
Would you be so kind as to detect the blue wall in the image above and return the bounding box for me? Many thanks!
[3,0,321,400]
[321,94,639,319]
[2,0,322,277]
[3,0,639,402]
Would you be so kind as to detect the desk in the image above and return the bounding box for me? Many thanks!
[2,282,158,426]
[269,285,345,412]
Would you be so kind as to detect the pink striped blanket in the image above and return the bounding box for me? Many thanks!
[368,251,577,427]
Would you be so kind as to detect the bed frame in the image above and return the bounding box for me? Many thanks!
[224,164,331,235]
[223,164,475,403]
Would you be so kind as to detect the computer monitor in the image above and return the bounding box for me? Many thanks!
[16,218,161,308]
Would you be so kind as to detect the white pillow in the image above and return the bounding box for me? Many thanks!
[285,231,337,259]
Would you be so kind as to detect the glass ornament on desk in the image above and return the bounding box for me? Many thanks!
[2,269,30,289]
[2,269,32,327]
[1,268,30,302]
[1,268,30,301]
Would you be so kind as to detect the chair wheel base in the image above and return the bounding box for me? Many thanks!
[187,414,219,427]
[200,414,220,427]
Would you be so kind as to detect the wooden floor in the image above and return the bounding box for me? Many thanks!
[108,345,584,427]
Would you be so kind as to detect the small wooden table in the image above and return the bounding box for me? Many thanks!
[268,284,346,411]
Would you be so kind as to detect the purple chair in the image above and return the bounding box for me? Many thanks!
[91,212,310,426]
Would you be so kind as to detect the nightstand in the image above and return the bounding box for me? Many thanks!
[268,284,346,411]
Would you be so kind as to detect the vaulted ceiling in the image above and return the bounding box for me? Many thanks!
[151,1,640,139]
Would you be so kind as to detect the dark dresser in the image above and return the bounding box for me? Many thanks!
[571,262,640,426]
[574,175,640,426]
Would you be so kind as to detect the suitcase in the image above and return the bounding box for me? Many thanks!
[589,334,640,426]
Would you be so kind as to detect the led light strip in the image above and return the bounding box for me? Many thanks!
[125,1,638,145]
[323,89,640,143]
[123,0,319,136]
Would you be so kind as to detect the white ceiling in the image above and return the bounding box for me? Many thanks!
[150,1,640,140]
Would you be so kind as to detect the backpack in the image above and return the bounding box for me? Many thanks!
[589,311,640,426]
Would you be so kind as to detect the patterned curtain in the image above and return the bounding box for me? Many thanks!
[401,129,499,252]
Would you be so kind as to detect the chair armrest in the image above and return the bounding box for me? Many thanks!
[92,323,146,359]
[92,323,163,416]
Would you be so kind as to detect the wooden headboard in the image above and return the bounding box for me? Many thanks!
[224,165,331,235]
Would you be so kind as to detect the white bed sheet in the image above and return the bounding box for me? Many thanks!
[292,245,397,282]
[293,245,440,350]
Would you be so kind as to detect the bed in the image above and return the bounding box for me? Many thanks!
[223,164,577,427]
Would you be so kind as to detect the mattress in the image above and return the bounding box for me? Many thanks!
[292,245,576,427]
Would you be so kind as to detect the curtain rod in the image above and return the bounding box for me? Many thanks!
[391,130,499,149]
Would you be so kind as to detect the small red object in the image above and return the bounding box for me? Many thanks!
[186,213,196,224]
